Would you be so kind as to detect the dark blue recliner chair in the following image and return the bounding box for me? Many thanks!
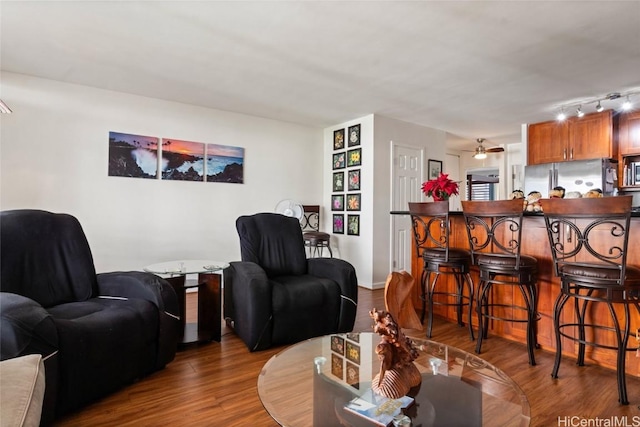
[224,213,358,351]
[0,209,180,422]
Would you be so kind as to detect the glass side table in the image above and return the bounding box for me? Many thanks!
[144,260,228,347]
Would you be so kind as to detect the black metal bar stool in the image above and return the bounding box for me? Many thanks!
[409,201,474,340]
[542,196,640,405]
[462,199,539,365]
[301,205,332,258]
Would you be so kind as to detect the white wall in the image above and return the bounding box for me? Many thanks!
[0,72,324,273]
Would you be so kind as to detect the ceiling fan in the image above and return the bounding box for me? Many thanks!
[471,138,504,159]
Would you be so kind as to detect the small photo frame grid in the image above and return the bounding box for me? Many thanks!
[330,123,362,237]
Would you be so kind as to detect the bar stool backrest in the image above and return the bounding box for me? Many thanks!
[301,205,320,232]
[541,196,632,286]
[461,199,526,268]
[408,201,451,260]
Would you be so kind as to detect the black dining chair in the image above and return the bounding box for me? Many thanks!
[542,195,640,404]
[409,201,474,340]
[462,199,539,365]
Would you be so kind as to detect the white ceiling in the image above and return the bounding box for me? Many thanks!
[1,1,639,151]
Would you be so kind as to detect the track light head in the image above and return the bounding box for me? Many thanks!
[576,106,584,118]
[556,110,566,121]
[0,99,12,114]
[596,101,604,112]
[622,96,632,111]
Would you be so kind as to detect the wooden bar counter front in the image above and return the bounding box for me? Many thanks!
[408,211,640,377]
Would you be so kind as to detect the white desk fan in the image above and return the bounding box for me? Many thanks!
[274,199,304,220]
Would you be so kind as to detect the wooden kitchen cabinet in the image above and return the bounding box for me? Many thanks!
[527,119,568,164]
[528,110,615,165]
[619,110,640,155]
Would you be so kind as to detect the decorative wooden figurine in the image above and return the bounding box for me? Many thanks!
[369,308,422,399]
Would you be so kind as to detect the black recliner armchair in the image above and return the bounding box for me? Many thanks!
[0,209,180,421]
[224,213,358,351]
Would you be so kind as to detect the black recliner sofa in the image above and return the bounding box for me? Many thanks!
[224,212,358,351]
[0,209,180,422]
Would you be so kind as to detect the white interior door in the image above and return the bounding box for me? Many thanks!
[391,143,423,273]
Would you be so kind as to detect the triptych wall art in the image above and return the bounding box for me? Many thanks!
[332,124,361,235]
[108,131,245,183]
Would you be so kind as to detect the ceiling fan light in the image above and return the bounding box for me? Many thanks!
[473,144,487,159]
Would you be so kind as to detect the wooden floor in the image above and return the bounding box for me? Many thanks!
[55,287,640,426]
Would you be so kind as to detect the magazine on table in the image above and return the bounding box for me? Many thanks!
[343,388,414,426]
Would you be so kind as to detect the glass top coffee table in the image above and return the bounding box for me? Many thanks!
[144,260,228,346]
[258,332,530,426]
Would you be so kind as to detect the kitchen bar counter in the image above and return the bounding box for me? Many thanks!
[394,209,640,377]
[391,210,640,217]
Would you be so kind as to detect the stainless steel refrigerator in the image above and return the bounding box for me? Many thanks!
[523,158,618,197]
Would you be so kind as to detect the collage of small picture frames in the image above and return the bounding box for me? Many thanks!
[332,124,361,236]
[330,333,361,389]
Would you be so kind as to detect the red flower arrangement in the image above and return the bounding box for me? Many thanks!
[421,172,459,201]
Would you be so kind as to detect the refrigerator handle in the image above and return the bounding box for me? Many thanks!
[548,168,558,193]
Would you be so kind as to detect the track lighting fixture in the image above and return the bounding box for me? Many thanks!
[555,88,639,120]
